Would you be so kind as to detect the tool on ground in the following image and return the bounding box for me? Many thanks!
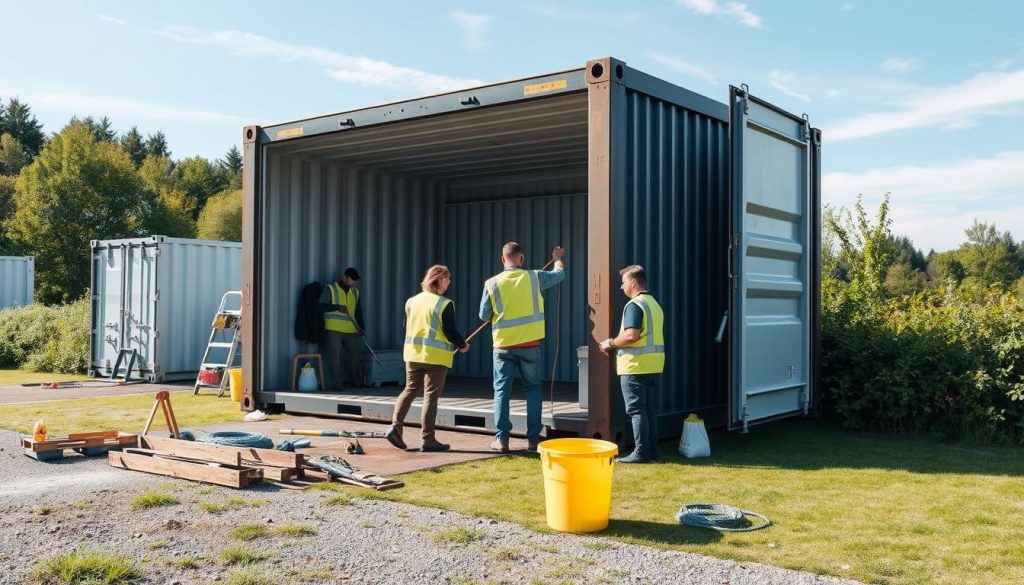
[303,454,403,490]
[275,438,311,452]
[194,291,242,397]
[345,439,365,455]
[21,381,85,388]
[461,254,561,348]
[279,428,388,439]
[676,504,771,532]
[142,390,182,439]
[361,336,385,368]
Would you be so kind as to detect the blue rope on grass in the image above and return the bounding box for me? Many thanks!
[196,431,274,449]
[676,503,771,532]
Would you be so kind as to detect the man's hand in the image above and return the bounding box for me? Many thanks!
[338,305,349,314]
[599,338,615,355]
[551,246,566,261]
[356,328,365,337]
[459,342,471,354]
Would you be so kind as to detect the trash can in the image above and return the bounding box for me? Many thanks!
[228,368,243,403]
[538,438,618,532]
[577,346,588,408]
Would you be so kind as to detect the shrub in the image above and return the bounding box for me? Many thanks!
[0,298,90,373]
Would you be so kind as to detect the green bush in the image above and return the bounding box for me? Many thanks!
[0,298,90,373]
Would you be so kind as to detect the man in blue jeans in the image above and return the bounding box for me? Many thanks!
[480,242,566,452]
[599,265,665,463]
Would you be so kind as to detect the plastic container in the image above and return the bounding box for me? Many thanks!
[32,420,47,442]
[228,368,243,403]
[538,438,618,532]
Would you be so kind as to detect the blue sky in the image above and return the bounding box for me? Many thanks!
[2,0,1022,252]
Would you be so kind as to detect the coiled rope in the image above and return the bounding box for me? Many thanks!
[196,431,274,449]
[676,504,771,532]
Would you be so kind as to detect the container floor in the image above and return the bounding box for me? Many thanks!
[259,376,588,437]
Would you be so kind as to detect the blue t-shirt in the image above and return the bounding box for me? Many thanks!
[623,300,644,330]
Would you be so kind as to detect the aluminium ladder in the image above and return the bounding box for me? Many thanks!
[193,291,242,397]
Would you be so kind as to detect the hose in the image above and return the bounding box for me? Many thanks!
[676,503,771,532]
[196,431,274,449]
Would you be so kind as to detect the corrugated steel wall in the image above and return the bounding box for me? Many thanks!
[260,152,444,389]
[0,256,34,307]
[621,89,731,424]
[442,190,588,381]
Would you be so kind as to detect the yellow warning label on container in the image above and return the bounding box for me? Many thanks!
[276,127,304,139]
[524,79,568,96]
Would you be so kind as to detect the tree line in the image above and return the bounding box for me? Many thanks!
[0,97,243,304]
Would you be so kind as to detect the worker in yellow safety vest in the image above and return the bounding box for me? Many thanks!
[319,267,365,390]
[600,264,665,463]
[385,265,469,452]
[480,242,566,453]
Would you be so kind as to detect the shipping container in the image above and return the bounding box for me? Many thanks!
[0,256,34,307]
[241,57,821,443]
[89,236,242,382]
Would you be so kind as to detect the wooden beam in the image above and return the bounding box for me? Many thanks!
[140,436,301,468]
[108,451,259,489]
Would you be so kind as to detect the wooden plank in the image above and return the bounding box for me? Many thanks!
[108,451,257,489]
[68,430,120,441]
[135,439,242,467]
[254,466,297,482]
[141,436,300,468]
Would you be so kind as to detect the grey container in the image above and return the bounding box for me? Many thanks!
[240,57,821,443]
[89,236,242,382]
[0,256,34,307]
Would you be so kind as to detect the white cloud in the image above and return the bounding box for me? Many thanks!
[880,57,918,73]
[825,69,1024,142]
[648,51,718,85]
[151,26,484,94]
[769,70,811,102]
[676,0,762,28]
[98,15,127,25]
[826,89,841,98]
[450,10,493,52]
[35,92,244,124]
[840,2,858,11]
[823,151,1024,250]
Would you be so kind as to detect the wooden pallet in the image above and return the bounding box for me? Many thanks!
[22,431,138,461]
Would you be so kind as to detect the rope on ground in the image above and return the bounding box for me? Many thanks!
[196,431,274,449]
[676,503,771,532]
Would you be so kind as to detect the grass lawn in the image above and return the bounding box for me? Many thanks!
[369,420,1024,585]
[0,392,260,435]
[0,368,88,385]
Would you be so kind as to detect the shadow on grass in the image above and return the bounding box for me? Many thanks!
[663,418,1024,476]
[600,518,723,545]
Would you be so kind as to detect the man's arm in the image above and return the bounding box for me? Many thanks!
[441,303,467,349]
[599,303,643,354]
[478,286,493,322]
[538,246,566,291]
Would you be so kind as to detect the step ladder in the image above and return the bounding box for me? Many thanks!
[193,291,242,397]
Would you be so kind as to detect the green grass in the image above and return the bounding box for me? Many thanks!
[218,545,270,566]
[432,526,484,545]
[200,497,270,514]
[129,491,178,510]
[274,523,316,537]
[146,540,169,550]
[0,392,279,435]
[29,549,142,584]
[323,494,353,506]
[230,524,270,541]
[222,568,274,585]
[0,368,88,386]
[172,556,199,570]
[368,419,1024,585]
[69,500,92,510]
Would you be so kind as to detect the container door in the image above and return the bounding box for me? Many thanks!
[728,85,813,431]
[123,243,157,377]
[92,245,127,373]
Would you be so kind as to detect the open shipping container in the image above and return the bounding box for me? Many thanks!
[241,57,821,443]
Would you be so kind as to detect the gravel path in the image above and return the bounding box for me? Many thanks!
[0,430,862,585]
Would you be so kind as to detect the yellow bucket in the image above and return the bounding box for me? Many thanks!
[538,438,618,532]
[228,368,243,403]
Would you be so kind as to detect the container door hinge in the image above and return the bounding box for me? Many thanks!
[151,248,161,256]
[151,291,159,301]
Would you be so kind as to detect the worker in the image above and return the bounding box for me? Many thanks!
[319,267,365,390]
[480,242,566,453]
[385,265,469,452]
[599,265,665,463]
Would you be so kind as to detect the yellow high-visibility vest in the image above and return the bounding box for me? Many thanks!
[616,293,665,375]
[324,283,360,334]
[403,291,456,368]
[486,268,545,347]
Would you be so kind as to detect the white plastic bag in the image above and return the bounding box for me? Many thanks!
[679,413,711,458]
[298,362,318,392]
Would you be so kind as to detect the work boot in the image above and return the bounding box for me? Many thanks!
[488,439,509,453]
[420,439,450,452]
[527,439,540,452]
[384,425,407,450]
[616,451,649,464]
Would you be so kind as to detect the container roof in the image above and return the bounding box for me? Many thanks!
[269,92,588,186]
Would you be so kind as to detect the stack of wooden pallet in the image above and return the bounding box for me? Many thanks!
[22,431,138,461]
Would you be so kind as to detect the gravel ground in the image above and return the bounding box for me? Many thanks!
[0,430,862,585]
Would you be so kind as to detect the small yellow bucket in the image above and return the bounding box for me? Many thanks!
[228,368,243,403]
[538,438,618,532]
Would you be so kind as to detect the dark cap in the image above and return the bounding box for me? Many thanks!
[344,267,361,281]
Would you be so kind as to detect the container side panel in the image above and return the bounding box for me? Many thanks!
[122,243,157,377]
[259,152,442,389]
[622,88,731,435]
[443,191,588,383]
[0,257,34,307]
[90,244,127,375]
